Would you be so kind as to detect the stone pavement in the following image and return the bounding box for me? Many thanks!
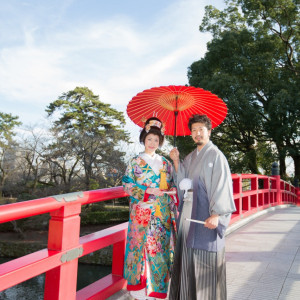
[226,205,300,300]
[109,205,300,300]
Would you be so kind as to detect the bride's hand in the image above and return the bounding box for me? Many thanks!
[146,188,164,196]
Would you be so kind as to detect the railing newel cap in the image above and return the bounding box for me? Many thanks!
[52,191,84,203]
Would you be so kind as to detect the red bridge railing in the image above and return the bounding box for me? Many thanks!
[0,174,299,299]
[230,174,299,223]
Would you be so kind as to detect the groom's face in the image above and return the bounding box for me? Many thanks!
[191,122,211,147]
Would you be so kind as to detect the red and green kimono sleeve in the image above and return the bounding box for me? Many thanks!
[122,157,149,202]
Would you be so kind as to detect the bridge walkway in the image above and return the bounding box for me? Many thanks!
[226,205,300,300]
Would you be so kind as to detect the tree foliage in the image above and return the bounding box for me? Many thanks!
[46,87,126,134]
[0,112,22,195]
[1,87,129,199]
[46,87,129,190]
[0,112,21,147]
[187,0,299,179]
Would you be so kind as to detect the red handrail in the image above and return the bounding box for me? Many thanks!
[0,175,299,299]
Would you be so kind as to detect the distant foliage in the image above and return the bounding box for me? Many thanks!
[1,87,130,199]
[186,0,299,179]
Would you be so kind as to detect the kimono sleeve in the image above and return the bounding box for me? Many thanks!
[166,159,176,189]
[122,158,148,202]
[166,159,179,206]
[209,152,236,215]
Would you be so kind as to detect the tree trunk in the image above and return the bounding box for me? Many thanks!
[85,172,91,190]
[275,142,287,177]
[246,147,260,174]
[279,156,287,178]
[10,220,25,239]
[291,155,300,180]
[0,172,7,197]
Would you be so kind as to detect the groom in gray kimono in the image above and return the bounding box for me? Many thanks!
[169,114,236,300]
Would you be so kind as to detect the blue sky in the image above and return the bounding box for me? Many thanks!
[0,0,225,132]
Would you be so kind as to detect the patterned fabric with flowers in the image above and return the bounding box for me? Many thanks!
[122,154,177,299]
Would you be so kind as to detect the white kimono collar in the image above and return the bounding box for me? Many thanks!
[140,152,163,175]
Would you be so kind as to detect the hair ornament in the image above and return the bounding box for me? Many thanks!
[144,119,163,133]
[141,116,147,125]
[145,123,151,133]
[148,120,162,128]
[161,122,166,135]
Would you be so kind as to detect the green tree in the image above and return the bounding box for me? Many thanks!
[188,0,299,178]
[0,112,22,195]
[46,87,129,190]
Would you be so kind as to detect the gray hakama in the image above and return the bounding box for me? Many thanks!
[169,141,236,300]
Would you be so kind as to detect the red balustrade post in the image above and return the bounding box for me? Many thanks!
[271,162,281,205]
[296,187,300,206]
[293,178,299,204]
[44,202,82,300]
[263,177,270,206]
[233,174,242,217]
[112,236,126,277]
[251,175,258,209]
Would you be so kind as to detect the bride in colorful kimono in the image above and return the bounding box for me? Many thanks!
[122,117,178,300]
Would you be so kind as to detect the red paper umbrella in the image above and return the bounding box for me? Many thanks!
[127,85,227,146]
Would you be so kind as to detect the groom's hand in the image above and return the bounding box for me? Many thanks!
[204,214,219,229]
[170,148,180,162]
[169,148,180,172]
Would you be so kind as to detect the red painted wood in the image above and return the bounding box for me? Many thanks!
[0,197,63,223]
[86,187,127,204]
[0,187,127,224]
[112,239,126,276]
[0,249,68,291]
[45,261,79,299]
[79,223,128,256]
[44,203,81,300]
[273,175,282,204]
[76,274,126,300]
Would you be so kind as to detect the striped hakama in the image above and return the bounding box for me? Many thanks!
[169,192,227,300]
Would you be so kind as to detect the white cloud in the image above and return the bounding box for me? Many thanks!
[0,45,64,101]
[0,0,222,125]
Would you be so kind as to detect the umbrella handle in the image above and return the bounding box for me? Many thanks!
[173,110,178,147]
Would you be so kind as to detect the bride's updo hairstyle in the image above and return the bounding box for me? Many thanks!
[139,117,165,147]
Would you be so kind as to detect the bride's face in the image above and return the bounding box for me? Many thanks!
[144,133,160,155]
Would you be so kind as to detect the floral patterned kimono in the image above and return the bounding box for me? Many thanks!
[122,152,177,299]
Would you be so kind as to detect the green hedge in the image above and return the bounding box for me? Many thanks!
[0,206,129,233]
[80,210,129,225]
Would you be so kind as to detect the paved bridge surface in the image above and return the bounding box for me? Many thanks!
[109,205,300,300]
